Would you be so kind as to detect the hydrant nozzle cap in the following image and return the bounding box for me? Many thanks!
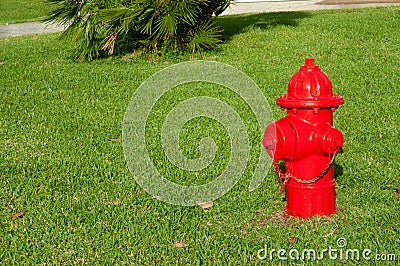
[277,58,344,109]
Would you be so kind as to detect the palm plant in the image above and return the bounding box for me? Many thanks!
[46,0,231,60]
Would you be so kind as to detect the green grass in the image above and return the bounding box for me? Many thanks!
[0,0,55,24]
[1,6,400,265]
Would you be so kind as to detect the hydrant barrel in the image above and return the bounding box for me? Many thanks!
[263,58,344,219]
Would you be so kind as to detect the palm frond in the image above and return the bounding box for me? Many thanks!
[44,0,231,60]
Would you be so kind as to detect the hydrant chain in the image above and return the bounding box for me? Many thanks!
[274,151,337,194]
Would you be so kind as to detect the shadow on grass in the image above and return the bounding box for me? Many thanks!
[334,162,343,179]
[218,11,312,41]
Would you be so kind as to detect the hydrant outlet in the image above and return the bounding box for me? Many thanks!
[316,127,344,155]
[263,119,296,161]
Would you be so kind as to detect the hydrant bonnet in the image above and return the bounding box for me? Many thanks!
[277,58,344,109]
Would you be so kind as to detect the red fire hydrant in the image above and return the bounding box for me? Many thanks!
[263,58,344,218]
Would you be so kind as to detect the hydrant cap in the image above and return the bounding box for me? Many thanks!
[277,58,344,109]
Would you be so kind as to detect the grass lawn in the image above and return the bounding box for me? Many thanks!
[0,0,55,24]
[1,6,400,265]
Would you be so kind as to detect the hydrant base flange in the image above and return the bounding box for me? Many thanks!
[286,185,335,218]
